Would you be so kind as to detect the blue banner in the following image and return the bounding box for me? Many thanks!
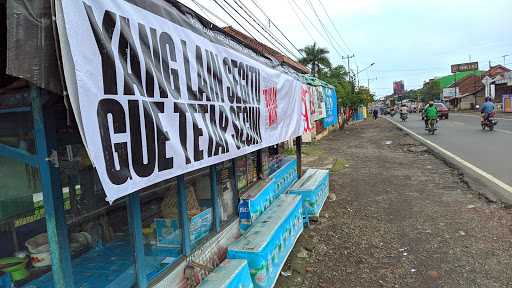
[322,87,338,128]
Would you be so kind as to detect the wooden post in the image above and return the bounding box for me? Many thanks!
[295,136,302,178]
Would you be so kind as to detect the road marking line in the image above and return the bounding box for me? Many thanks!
[495,128,512,135]
[456,113,512,121]
[386,118,512,196]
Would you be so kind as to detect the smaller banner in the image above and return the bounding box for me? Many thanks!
[322,86,338,128]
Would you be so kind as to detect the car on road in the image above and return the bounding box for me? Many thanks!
[421,103,449,120]
[435,103,449,119]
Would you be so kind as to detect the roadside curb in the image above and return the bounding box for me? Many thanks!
[385,117,512,206]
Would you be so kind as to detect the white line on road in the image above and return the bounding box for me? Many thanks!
[495,128,512,135]
[455,113,512,121]
[386,118,512,196]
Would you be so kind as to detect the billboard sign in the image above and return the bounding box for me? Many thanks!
[451,62,478,73]
[442,87,459,99]
[393,80,404,96]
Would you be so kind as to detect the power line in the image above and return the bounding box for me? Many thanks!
[304,0,348,56]
[217,0,293,59]
[211,0,258,41]
[249,0,305,58]
[190,0,229,26]
[316,0,352,54]
[289,0,344,58]
[287,0,316,44]
[231,0,300,59]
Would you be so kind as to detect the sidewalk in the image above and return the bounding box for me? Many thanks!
[276,120,512,288]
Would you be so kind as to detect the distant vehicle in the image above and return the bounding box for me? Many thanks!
[435,103,449,119]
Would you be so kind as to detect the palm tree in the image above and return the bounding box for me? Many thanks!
[299,42,331,77]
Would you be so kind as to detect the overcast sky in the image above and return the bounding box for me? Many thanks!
[180,0,512,98]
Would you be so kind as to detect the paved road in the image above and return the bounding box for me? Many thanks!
[390,113,512,188]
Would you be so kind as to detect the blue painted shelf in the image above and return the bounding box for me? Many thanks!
[288,169,329,218]
[198,259,253,288]
[238,179,277,232]
[228,194,303,288]
[269,157,297,196]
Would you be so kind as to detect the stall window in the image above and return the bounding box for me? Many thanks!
[55,142,136,287]
[235,152,259,192]
[140,179,183,281]
[261,148,270,179]
[185,168,213,249]
[235,156,248,191]
[217,161,236,225]
[247,152,258,185]
[0,110,35,154]
[0,157,54,286]
[268,144,285,176]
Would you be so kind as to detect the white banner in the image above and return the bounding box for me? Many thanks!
[57,0,304,202]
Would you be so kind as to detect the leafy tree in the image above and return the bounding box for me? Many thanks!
[299,42,331,77]
[421,80,441,102]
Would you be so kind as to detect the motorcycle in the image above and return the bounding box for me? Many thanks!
[481,112,498,131]
[426,118,437,135]
[400,113,408,122]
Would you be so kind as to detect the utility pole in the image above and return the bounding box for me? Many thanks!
[342,54,356,110]
[367,77,377,91]
[503,54,510,65]
[342,54,355,82]
[356,65,359,88]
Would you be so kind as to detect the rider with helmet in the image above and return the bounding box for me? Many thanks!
[424,101,438,128]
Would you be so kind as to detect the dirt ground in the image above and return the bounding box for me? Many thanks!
[276,119,512,288]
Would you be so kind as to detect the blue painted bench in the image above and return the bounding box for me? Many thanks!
[198,259,253,288]
[238,179,277,232]
[228,194,303,288]
[288,169,329,218]
[269,157,297,196]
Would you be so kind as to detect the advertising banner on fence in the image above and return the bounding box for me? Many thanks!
[322,87,338,128]
[56,0,304,201]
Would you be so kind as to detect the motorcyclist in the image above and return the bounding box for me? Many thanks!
[424,101,438,128]
[480,97,495,123]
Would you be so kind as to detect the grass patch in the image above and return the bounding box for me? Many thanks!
[330,159,347,173]
[302,143,325,158]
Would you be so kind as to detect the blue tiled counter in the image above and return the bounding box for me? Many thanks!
[198,259,254,288]
[269,157,297,196]
[288,169,329,217]
[239,179,277,232]
[228,194,303,288]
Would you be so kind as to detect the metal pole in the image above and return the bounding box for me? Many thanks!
[295,136,302,178]
[209,164,221,233]
[177,174,191,255]
[32,86,74,288]
[127,192,147,288]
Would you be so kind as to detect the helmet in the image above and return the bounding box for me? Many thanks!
[485,97,491,102]
[428,101,434,106]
